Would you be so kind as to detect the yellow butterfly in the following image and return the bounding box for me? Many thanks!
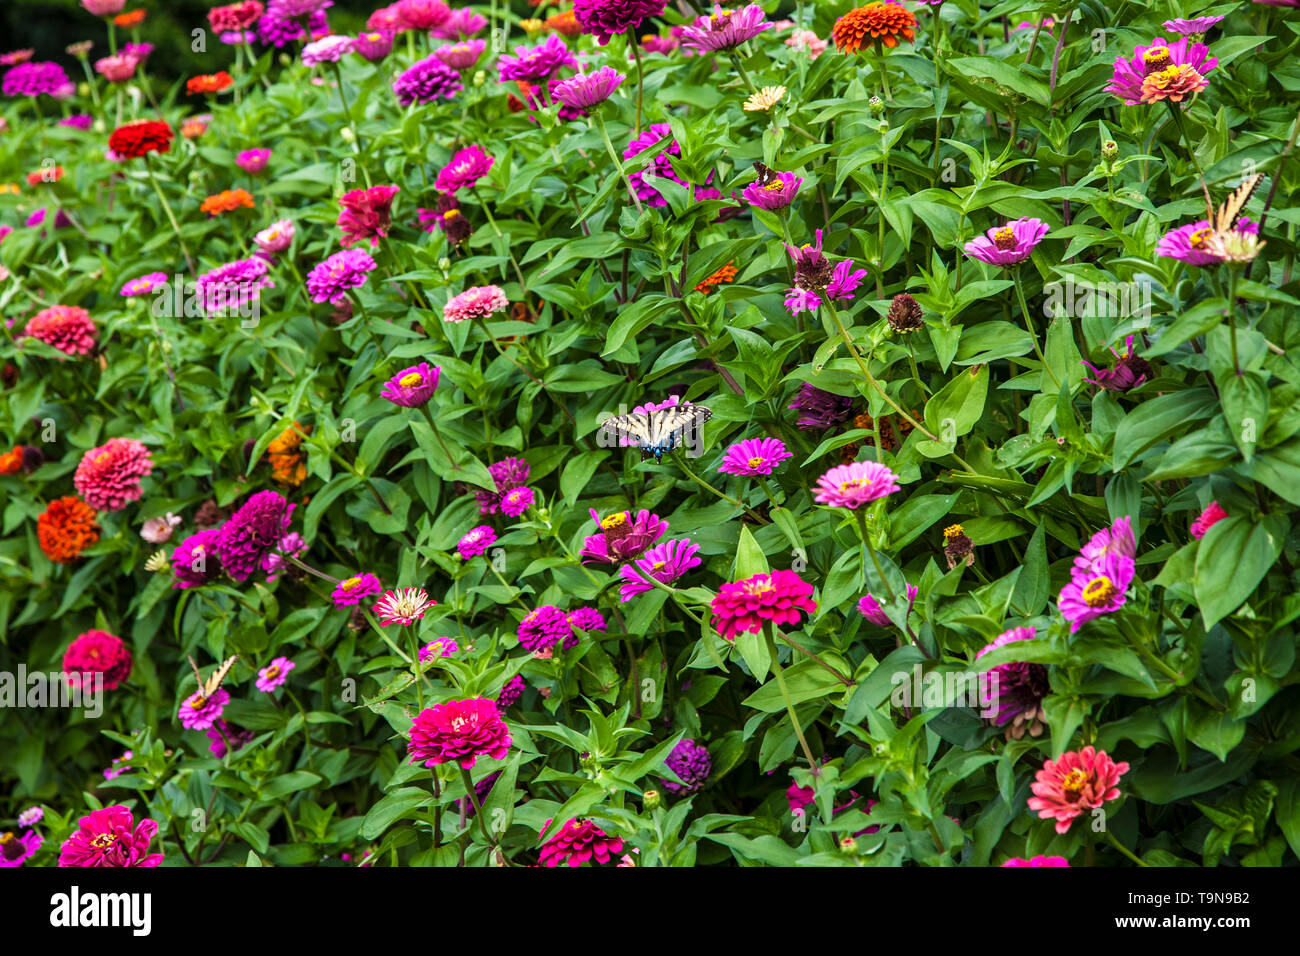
[1207,173,1262,235]
[188,654,238,699]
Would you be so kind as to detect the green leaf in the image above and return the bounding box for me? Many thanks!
[1192,515,1286,629]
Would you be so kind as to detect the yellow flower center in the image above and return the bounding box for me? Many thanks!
[342,576,361,590]
[1082,575,1117,607]
[91,833,117,850]
[399,372,423,387]
[601,513,627,531]
[762,180,785,191]
[652,560,667,571]
[1142,46,1171,73]
[95,452,111,464]
[992,226,1017,250]
[265,665,280,680]
[943,523,964,539]
[1188,227,1214,249]
[747,456,766,468]
[444,209,461,220]
[839,478,872,494]
[1061,768,1088,797]
[191,695,207,709]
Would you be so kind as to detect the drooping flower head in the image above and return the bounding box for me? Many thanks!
[170,527,223,589]
[832,2,917,53]
[680,4,772,52]
[393,54,463,105]
[1191,501,1227,540]
[380,361,440,407]
[1163,16,1224,37]
[1027,746,1129,834]
[73,438,153,512]
[788,382,853,430]
[711,569,818,641]
[24,305,97,357]
[976,627,1048,739]
[581,508,669,563]
[551,66,625,110]
[539,818,624,866]
[213,490,296,582]
[1083,336,1153,393]
[434,144,494,193]
[408,697,511,768]
[62,630,133,691]
[813,460,901,509]
[783,229,866,314]
[57,806,162,867]
[444,284,508,322]
[718,437,792,476]
[457,525,497,560]
[373,587,435,626]
[964,218,1049,267]
[338,184,399,247]
[332,572,383,607]
[662,738,711,794]
[573,0,666,45]
[1105,37,1217,106]
[178,687,230,731]
[306,249,378,305]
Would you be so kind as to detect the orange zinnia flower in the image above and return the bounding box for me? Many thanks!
[832,2,917,53]
[200,188,255,216]
[38,495,101,564]
[181,119,208,139]
[114,9,147,27]
[695,261,738,295]
[26,166,64,186]
[186,71,234,95]
[0,446,23,474]
[267,422,310,487]
[545,10,582,36]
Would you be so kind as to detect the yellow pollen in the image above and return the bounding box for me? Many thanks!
[444,209,461,220]
[747,456,766,468]
[600,513,627,531]
[95,452,111,464]
[1082,575,1117,607]
[652,560,667,571]
[0,832,14,844]
[191,695,207,709]
[1188,227,1213,249]
[839,478,872,494]
[342,576,361,590]
[1061,768,1088,796]
[265,665,280,679]
[399,372,423,387]
[91,833,117,849]
[1142,46,1171,72]
[762,180,785,191]
[943,524,964,539]
[992,226,1017,250]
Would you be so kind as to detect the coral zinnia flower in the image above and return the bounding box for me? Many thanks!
[964,217,1049,266]
[617,537,702,601]
[24,304,97,358]
[832,2,917,53]
[373,587,436,625]
[74,438,153,512]
[114,8,146,26]
[444,284,508,322]
[718,437,792,476]
[338,184,399,248]
[408,697,511,768]
[209,1,265,32]
[539,818,624,867]
[186,71,234,95]
[1105,37,1217,106]
[63,629,133,691]
[58,806,162,867]
[581,508,669,563]
[200,188,255,216]
[694,261,737,295]
[1190,501,1227,540]
[813,460,901,509]
[332,572,383,607]
[107,119,173,159]
[710,569,818,640]
[1027,746,1129,834]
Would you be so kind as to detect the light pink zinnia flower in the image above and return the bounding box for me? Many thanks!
[813,460,901,509]
[1027,746,1129,834]
[964,217,1049,267]
[140,513,182,543]
[432,39,485,70]
[255,656,294,692]
[255,218,295,255]
[444,284,508,323]
[178,687,230,730]
[74,438,154,512]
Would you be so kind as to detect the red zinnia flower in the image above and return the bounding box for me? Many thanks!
[1027,746,1129,834]
[186,71,234,95]
[539,818,624,867]
[38,496,100,563]
[108,119,174,159]
[407,697,512,769]
[832,2,917,53]
[208,1,264,32]
[337,184,400,248]
[710,569,818,641]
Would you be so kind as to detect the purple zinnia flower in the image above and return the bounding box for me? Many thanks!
[498,34,578,83]
[256,656,295,692]
[206,719,254,758]
[743,169,802,210]
[457,525,497,559]
[3,62,71,98]
[788,382,853,430]
[195,257,275,315]
[1082,336,1153,393]
[976,626,1048,737]
[857,593,891,625]
[1156,217,1258,266]
[567,607,607,639]
[517,605,571,652]
[662,737,711,794]
[500,486,535,517]
[964,217,1049,267]
[393,54,463,105]
[1163,16,1224,35]
[551,66,625,110]
[679,4,772,52]
[213,490,296,582]
[623,123,715,208]
[170,528,223,589]
[573,0,667,44]
[617,537,702,601]
[419,637,458,661]
[306,249,378,305]
[718,437,792,476]
[60,114,94,130]
[497,674,525,708]
[581,508,668,563]
[380,361,440,406]
[474,457,530,514]
[179,687,230,731]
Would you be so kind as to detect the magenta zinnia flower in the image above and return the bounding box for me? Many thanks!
[964,217,1049,266]
[373,587,435,626]
[718,437,792,476]
[498,674,526,708]
[813,460,901,509]
[662,738,711,794]
[500,486,534,517]
[380,361,439,406]
[1156,217,1258,266]
[444,284,508,322]
[338,184,399,248]
[783,229,865,315]
[1002,855,1070,867]
[474,457,531,514]
[1058,551,1134,633]
[393,54,463,105]
[74,438,153,512]
[1191,501,1227,540]
[307,249,378,305]
[976,626,1047,738]
[573,0,666,44]
[408,697,511,768]
[332,572,383,607]
[517,605,571,652]
[458,525,497,559]
[352,30,394,61]
[1163,16,1223,35]
[178,687,230,731]
[170,527,223,589]
[195,256,275,314]
[743,169,802,210]
[1078,515,1137,570]
[857,593,890,625]
[1105,37,1217,106]
[62,629,132,691]
[539,818,624,866]
[552,66,625,110]
[256,656,295,692]
[3,61,72,98]
[498,34,578,82]
[617,537,702,601]
[213,490,296,582]
[57,806,162,867]
[1027,746,1129,834]
[434,144,494,193]
[120,271,168,297]
[0,830,42,867]
[623,123,715,207]
[581,508,669,563]
[1082,336,1152,393]
[418,637,458,660]
[679,4,772,52]
[711,569,817,641]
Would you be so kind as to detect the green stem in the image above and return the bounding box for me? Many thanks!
[1105,830,1149,867]
[594,110,644,216]
[143,155,195,273]
[1012,269,1060,391]
[675,449,769,524]
[765,626,819,775]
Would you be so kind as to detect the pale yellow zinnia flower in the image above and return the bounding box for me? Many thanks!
[743,85,787,112]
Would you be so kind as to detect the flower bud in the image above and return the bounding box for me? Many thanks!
[643,789,661,810]
[868,95,884,116]
[839,836,859,855]
[1101,140,1118,160]
[340,126,356,143]
[472,70,486,87]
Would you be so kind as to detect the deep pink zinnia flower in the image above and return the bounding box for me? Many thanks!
[1058,551,1134,633]
[434,144,494,193]
[1106,37,1216,106]
[474,457,531,514]
[0,830,42,867]
[551,66,625,110]
[497,673,526,708]
[718,437,792,476]
[1027,746,1129,834]
[306,249,378,305]
[24,304,97,357]
[332,572,383,607]
[1002,855,1070,866]
[236,147,271,174]
[573,0,666,44]
[500,486,534,517]
[373,587,436,626]
[209,1,266,33]
[976,626,1048,738]
[195,256,275,314]
[964,217,1049,266]
[178,687,230,730]
[710,569,817,641]
[458,525,497,559]
[352,30,394,62]
[1082,336,1153,393]
[213,489,296,582]
[743,169,802,210]
[394,0,450,30]
[380,361,439,406]
[787,779,814,815]
[783,229,865,315]
[813,460,901,509]
[581,508,668,563]
[539,818,624,867]
[857,592,890,625]
[1191,501,1227,540]
[408,697,511,768]
[338,184,400,248]
[433,7,486,38]
[679,3,772,52]
[74,438,153,512]
[617,537,702,601]
[418,636,458,660]
[517,605,571,651]
[1156,217,1258,266]
[256,656,295,692]
[1078,515,1137,571]
[57,806,162,867]
[62,629,133,691]
[444,284,508,322]
[170,527,223,589]
[567,607,607,641]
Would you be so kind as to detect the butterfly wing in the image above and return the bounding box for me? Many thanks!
[1214,173,1263,233]
[600,412,653,451]
[202,655,238,698]
[648,402,713,458]
[187,654,205,691]
[753,162,775,188]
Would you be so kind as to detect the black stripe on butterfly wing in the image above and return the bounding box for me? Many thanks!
[1214,173,1263,234]
[202,655,238,698]
[752,162,777,188]
[600,412,654,448]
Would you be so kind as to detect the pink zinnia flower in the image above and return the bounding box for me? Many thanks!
[380,361,439,407]
[0,830,42,867]
[1105,37,1217,106]
[783,229,865,315]
[710,569,818,641]
[573,0,666,44]
[581,508,668,563]
[255,218,295,256]
[474,457,530,514]
[813,460,901,509]
[307,249,378,305]
[195,256,275,314]
[1163,16,1224,35]
[338,184,400,248]
[408,697,511,768]
[787,779,815,815]
[538,818,624,867]
[517,605,571,652]
[57,806,162,867]
[236,148,271,174]
[302,34,354,65]
[94,54,138,83]
[679,3,772,52]
[120,271,169,297]
[17,807,43,827]
[444,284,508,322]
[433,7,486,38]
[743,169,802,210]
[332,572,383,607]
[74,437,153,512]
[434,144,494,193]
[256,656,295,692]
[786,28,827,58]
[1002,855,1070,866]
[1157,217,1258,266]
[1058,551,1135,633]
[857,593,891,626]
[373,587,436,626]
[1078,515,1137,571]
[457,525,497,559]
[497,34,578,83]
[1191,501,1227,540]
[551,66,625,110]
[178,687,230,730]
[418,636,458,660]
[81,0,127,14]
[62,629,132,691]
[964,217,1049,267]
[432,39,485,70]
[24,304,97,357]
[352,31,394,62]
[718,437,792,476]
[1027,746,1129,834]
[500,486,534,517]
[394,0,451,31]
[140,513,181,543]
[617,537,702,601]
